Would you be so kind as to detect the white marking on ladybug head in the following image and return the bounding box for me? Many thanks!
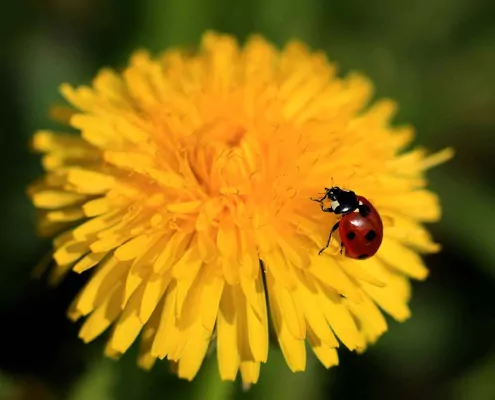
[331,200,340,210]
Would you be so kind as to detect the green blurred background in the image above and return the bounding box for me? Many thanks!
[1,0,494,399]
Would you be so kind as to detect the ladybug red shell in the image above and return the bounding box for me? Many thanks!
[338,196,383,259]
[311,187,384,260]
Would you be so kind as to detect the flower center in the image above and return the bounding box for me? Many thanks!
[184,117,252,197]
[208,118,246,148]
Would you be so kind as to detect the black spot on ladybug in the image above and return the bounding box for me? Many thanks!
[359,205,371,217]
[365,230,376,242]
[346,231,356,240]
[358,254,369,260]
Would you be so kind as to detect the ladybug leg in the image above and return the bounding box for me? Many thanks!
[339,242,345,256]
[311,193,336,213]
[310,194,327,203]
[310,195,334,213]
[320,202,334,213]
[318,221,340,255]
[321,204,334,213]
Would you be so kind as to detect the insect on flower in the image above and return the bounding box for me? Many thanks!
[311,186,384,259]
[27,31,454,385]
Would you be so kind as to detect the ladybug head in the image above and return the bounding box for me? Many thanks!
[325,186,343,201]
[324,186,359,215]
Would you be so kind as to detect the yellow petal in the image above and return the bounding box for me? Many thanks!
[104,151,152,173]
[32,130,91,153]
[294,270,338,348]
[377,190,441,222]
[48,260,75,285]
[114,234,153,261]
[363,282,411,322]
[137,300,163,370]
[346,293,388,344]
[337,258,386,288]
[139,274,171,323]
[244,278,269,362]
[67,168,115,194]
[32,190,86,209]
[53,240,88,266]
[79,281,124,343]
[379,238,429,280]
[111,115,149,143]
[307,327,339,368]
[221,256,240,285]
[83,198,111,217]
[151,282,178,359]
[177,322,212,381]
[239,231,259,279]
[217,224,240,284]
[70,256,129,317]
[173,240,203,280]
[60,84,96,112]
[71,115,124,148]
[239,272,263,322]
[309,256,363,303]
[420,147,454,171]
[174,262,203,321]
[93,68,130,104]
[359,257,412,306]
[385,212,440,253]
[240,361,260,385]
[108,283,146,353]
[196,229,218,263]
[146,167,186,189]
[153,232,191,273]
[217,284,240,381]
[268,277,305,340]
[316,283,364,351]
[90,233,129,254]
[73,252,107,273]
[261,248,298,290]
[266,272,306,371]
[174,270,204,329]
[276,234,311,270]
[73,210,122,241]
[46,208,85,222]
[199,267,225,332]
[167,200,202,213]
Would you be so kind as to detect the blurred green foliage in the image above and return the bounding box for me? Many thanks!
[1,0,494,399]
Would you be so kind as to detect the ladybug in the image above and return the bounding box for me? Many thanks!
[311,186,383,260]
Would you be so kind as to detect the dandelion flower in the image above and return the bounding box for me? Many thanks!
[28,32,453,384]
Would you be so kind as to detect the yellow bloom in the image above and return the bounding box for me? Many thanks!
[28,32,453,384]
